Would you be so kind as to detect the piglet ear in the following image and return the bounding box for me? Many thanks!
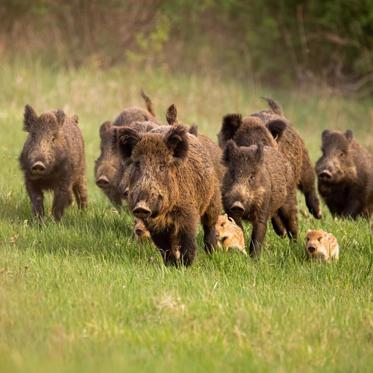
[55,109,66,127]
[345,129,353,142]
[166,104,178,125]
[266,119,287,142]
[222,140,238,165]
[117,127,142,159]
[99,121,112,139]
[165,124,188,160]
[322,129,330,141]
[23,104,38,132]
[219,114,242,147]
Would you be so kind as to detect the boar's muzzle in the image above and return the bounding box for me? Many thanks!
[132,201,152,219]
[31,161,46,174]
[96,175,110,188]
[230,201,245,216]
[318,169,332,180]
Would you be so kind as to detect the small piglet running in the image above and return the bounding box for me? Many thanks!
[20,105,88,220]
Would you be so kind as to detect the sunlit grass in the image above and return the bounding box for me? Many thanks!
[0,61,372,372]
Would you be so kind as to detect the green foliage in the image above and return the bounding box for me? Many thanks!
[1,0,372,91]
[0,61,373,371]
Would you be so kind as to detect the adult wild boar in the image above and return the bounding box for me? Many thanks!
[19,105,87,220]
[222,140,298,256]
[117,124,222,266]
[218,99,321,220]
[316,129,373,218]
[95,91,159,206]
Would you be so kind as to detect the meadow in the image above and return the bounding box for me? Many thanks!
[0,60,372,372]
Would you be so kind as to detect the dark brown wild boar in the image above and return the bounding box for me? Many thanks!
[316,129,373,218]
[117,125,222,266]
[95,90,159,206]
[218,98,321,220]
[222,141,298,256]
[95,120,157,206]
[19,105,87,221]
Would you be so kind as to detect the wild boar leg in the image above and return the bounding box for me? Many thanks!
[52,186,73,221]
[26,181,44,219]
[178,230,197,266]
[249,217,268,257]
[342,193,363,218]
[73,176,88,209]
[300,156,322,219]
[271,214,286,237]
[279,191,298,240]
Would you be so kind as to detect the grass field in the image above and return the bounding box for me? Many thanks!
[0,61,373,372]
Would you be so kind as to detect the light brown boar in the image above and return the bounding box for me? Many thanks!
[215,214,246,254]
[19,105,87,221]
[305,229,339,261]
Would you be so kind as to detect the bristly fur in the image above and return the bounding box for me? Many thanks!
[19,105,88,221]
[140,89,156,117]
[261,97,283,116]
[316,129,373,218]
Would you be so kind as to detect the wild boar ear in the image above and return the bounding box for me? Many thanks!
[188,124,198,136]
[345,129,353,142]
[117,127,142,159]
[266,119,286,142]
[166,104,178,125]
[165,125,189,159]
[99,121,112,138]
[219,114,242,146]
[23,104,38,131]
[222,140,238,165]
[322,129,330,141]
[55,110,66,127]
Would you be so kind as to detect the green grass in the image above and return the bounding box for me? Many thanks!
[0,61,373,372]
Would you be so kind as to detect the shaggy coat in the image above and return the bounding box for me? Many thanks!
[218,98,321,220]
[222,141,298,256]
[95,91,159,206]
[19,105,87,220]
[117,125,222,266]
[316,129,373,218]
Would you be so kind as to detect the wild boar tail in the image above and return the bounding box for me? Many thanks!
[261,97,283,116]
[140,89,156,117]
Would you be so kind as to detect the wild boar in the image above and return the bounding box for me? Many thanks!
[218,98,321,220]
[316,129,373,218]
[116,124,222,266]
[215,214,246,254]
[95,91,160,206]
[222,140,298,256]
[305,229,339,261]
[95,120,157,206]
[19,105,87,221]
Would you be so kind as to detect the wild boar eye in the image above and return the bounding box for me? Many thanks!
[248,174,255,182]
[339,151,346,158]
[317,237,322,242]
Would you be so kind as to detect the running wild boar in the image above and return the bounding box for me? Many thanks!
[117,124,222,266]
[218,98,321,219]
[19,105,87,220]
[316,129,373,218]
[222,141,298,256]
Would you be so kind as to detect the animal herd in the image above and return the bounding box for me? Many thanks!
[19,92,373,266]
